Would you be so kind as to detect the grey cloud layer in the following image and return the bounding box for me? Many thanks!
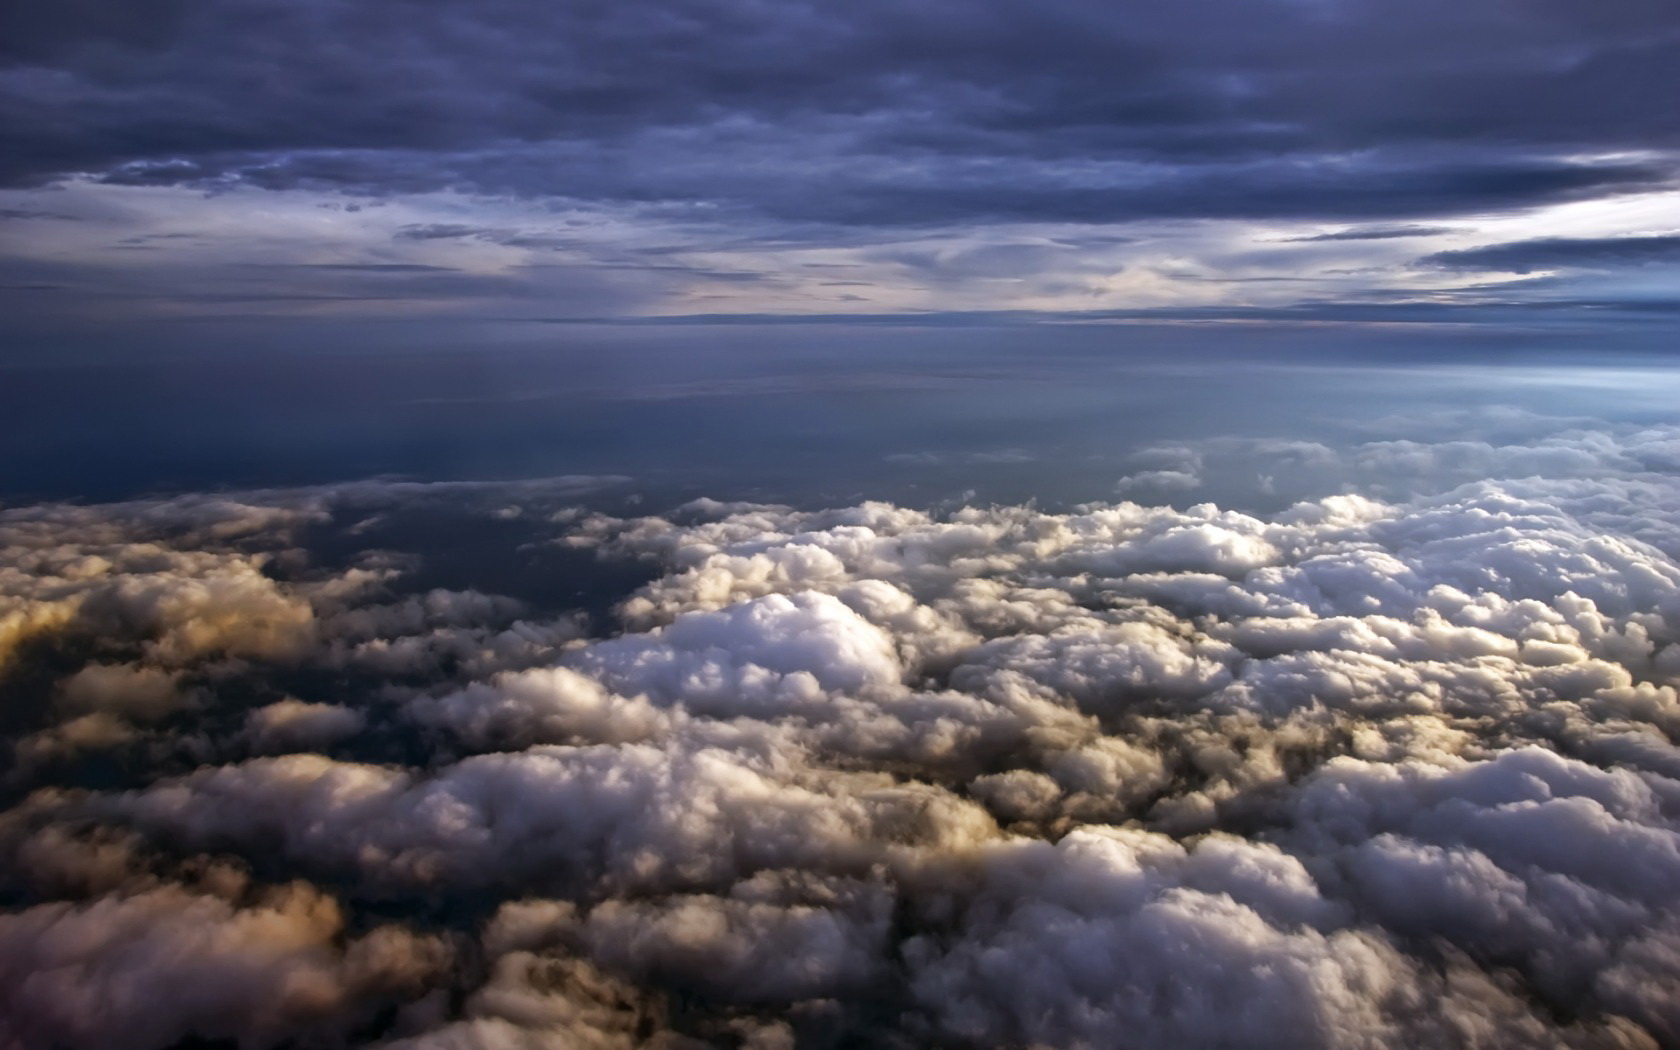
[3,422,1680,1047]
[3,0,1676,227]
[1424,236,1680,274]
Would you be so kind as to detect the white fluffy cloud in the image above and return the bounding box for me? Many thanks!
[3,431,1680,1048]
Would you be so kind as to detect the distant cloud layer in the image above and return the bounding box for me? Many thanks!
[4,421,1680,1047]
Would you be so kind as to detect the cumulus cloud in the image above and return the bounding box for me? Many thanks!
[0,881,449,1050]
[3,427,1680,1047]
[56,664,189,722]
[243,699,367,754]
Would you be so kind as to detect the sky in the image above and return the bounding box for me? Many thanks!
[3,0,1679,357]
[8,6,1680,1050]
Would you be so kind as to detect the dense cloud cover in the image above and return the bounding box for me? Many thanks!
[2,0,1678,336]
[3,423,1680,1048]
[4,0,1676,221]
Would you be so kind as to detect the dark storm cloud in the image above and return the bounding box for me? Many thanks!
[1424,235,1680,273]
[3,0,1677,225]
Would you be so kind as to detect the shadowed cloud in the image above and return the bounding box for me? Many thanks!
[1423,234,1680,273]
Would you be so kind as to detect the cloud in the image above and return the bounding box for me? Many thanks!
[1281,225,1458,242]
[1423,235,1680,273]
[902,828,1598,1050]
[243,699,367,753]
[0,880,449,1050]
[1115,469,1202,494]
[4,0,1676,230]
[3,425,1680,1046]
[2,0,1676,339]
[56,664,188,722]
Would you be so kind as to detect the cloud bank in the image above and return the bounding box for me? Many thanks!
[3,426,1680,1048]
